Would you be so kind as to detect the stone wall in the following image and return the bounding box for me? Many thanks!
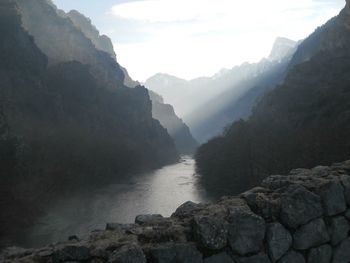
[2,160,350,263]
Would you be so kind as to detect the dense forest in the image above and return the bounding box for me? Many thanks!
[0,0,178,246]
[196,3,350,196]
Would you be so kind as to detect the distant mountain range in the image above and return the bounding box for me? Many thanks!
[196,1,350,196]
[146,37,298,142]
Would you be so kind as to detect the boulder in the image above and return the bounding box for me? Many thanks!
[307,244,332,263]
[149,243,203,263]
[135,214,164,225]
[172,201,204,218]
[329,216,350,245]
[227,207,266,256]
[332,238,350,263]
[108,244,146,263]
[262,175,294,190]
[280,185,323,228]
[277,251,305,263]
[193,215,228,250]
[314,180,346,216]
[235,254,271,263]
[204,252,235,263]
[266,223,292,262]
[293,218,330,250]
[52,245,90,263]
[311,166,331,177]
[241,188,280,221]
[340,175,350,206]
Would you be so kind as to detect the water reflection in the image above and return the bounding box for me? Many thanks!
[21,157,209,248]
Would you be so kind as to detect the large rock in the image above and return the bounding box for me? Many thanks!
[329,216,350,246]
[172,201,205,219]
[307,244,332,263]
[241,188,280,221]
[266,223,292,262]
[340,175,350,206]
[280,185,323,228]
[135,214,164,225]
[293,218,330,250]
[108,244,146,263]
[52,245,90,263]
[193,215,228,250]
[314,180,346,216]
[235,254,271,263]
[332,238,350,263]
[149,243,203,263]
[204,252,235,263]
[227,207,266,256]
[277,251,305,263]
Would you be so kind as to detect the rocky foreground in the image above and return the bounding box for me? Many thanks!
[2,161,350,263]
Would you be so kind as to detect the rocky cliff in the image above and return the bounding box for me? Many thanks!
[15,0,124,90]
[2,161,350,263]
[60,8,197,154]
[149,91,198,154]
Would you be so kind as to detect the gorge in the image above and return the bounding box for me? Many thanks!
[1,1,350,262]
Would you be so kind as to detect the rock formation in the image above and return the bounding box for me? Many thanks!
[149,91,198,154]
[60,8,197,154]
[2,160,350,262]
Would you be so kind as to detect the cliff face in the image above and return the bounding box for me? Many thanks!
[65,10,116,60]
[15,0,124,90]
[61,8,196,154]
[2,161,350,263]
[149,91,198,154]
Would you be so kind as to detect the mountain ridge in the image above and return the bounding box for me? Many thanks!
[195,2,350,195]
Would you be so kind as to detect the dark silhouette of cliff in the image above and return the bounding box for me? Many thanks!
[0,0,178,246]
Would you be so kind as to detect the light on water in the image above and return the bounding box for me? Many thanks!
[21,157,209,247]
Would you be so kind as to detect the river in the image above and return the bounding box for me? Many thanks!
[20,156,210,248]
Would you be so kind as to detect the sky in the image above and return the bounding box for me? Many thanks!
[52,0,346,82]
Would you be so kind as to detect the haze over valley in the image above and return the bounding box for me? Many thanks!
[1,1,350,262]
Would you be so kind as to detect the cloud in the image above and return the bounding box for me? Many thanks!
[109,0,345,81]
[110,0,340,22]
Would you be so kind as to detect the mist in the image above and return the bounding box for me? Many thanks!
[2,1,350,262]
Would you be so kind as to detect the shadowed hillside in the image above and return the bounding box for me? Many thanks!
[196,2,350,197]
[0,0,178,246]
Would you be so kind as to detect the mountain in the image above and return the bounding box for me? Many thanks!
[0,0,178,246]
[195,1,350,197]
[149,91,198,154]
[268,37,299,62]
[16,0,124,90]
[62,8,197,154]
[65,10,116,60]
[146,38,298,142]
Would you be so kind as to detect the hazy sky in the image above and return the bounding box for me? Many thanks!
[53,0,345,82]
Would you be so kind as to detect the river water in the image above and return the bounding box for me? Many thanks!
[21,157,210,248]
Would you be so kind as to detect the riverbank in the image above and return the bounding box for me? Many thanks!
[13,157,209,248]
[2,159,350,262]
